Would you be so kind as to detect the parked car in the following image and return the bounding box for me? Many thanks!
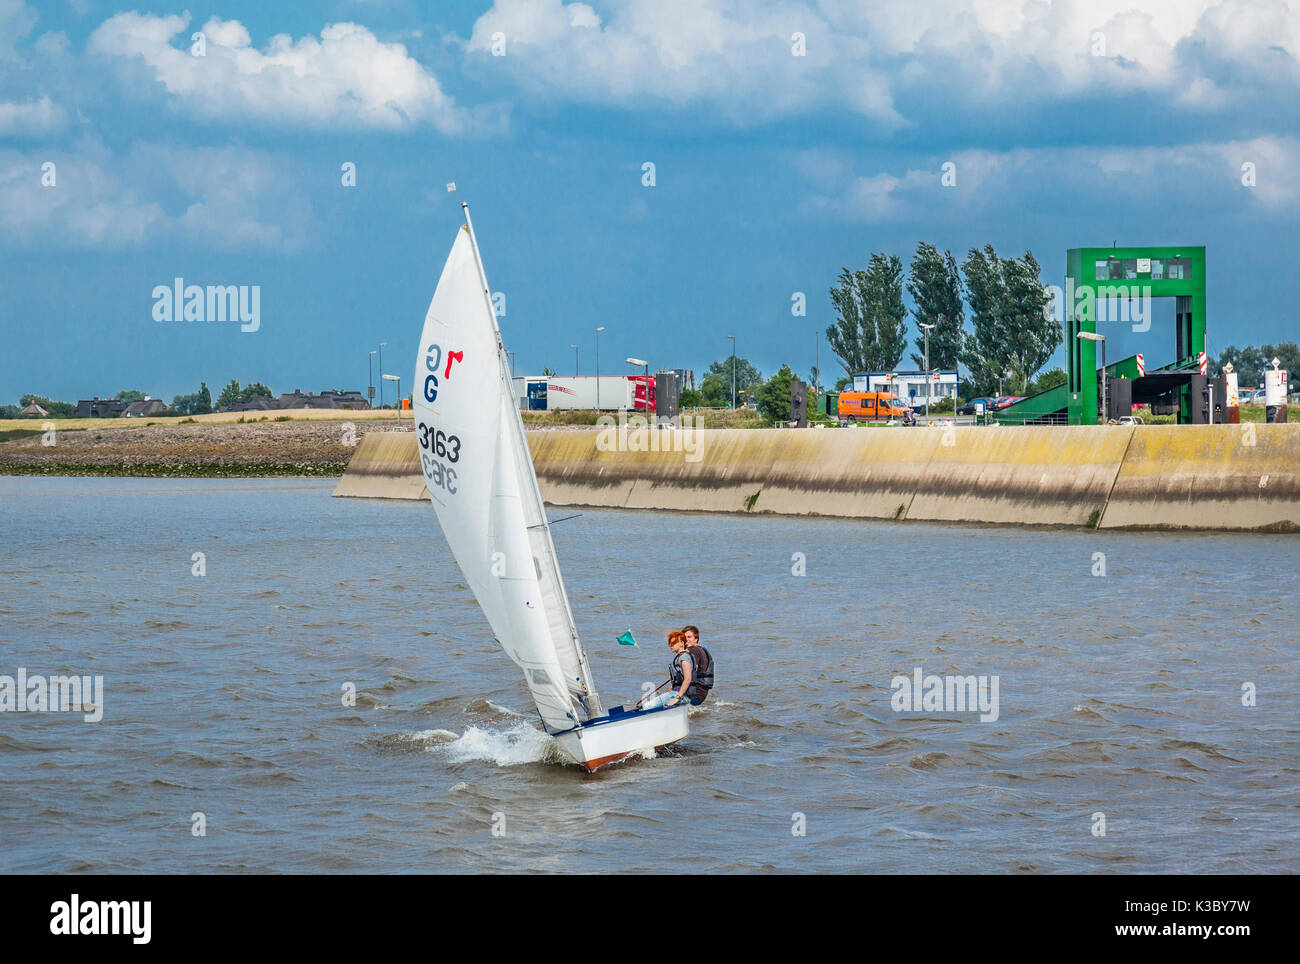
[993,396,1025,409]
[1117,415,1144,425]
[957,397,997,415]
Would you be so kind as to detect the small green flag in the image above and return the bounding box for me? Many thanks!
[616,630,637,647]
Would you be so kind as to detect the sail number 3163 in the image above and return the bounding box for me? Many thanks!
[418,421,461,494]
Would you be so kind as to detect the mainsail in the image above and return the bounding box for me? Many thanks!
[413,215,601,733]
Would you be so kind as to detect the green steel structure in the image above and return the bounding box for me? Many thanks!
[1063,246,1207,424]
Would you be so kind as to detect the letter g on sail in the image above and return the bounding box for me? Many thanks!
[424,343,442,402]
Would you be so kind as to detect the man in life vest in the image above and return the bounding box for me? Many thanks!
[681,625,713,704]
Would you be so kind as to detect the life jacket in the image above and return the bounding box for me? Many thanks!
[670,650,692,688]
[689,645,714,695]
[670,648,713,702]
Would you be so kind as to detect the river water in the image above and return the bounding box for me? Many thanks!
[0,477,1295,873]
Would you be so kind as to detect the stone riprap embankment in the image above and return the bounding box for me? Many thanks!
[0,419,408,477]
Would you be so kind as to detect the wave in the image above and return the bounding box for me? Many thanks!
[432,723,568,767]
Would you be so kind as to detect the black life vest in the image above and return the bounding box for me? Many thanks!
[670,650,693,688]
[689,645,714,693]
[670,648,713,701]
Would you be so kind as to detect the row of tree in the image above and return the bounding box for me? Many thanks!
[7,381,274,418]
[825,242,1061,399]
[1214,343,1300,388]
[173,380,273,414]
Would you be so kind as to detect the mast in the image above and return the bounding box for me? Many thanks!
[459,202,604,717]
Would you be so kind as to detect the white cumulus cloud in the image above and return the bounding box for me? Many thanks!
[0,139,316,251]
[88,12,469,132]
[0,95,66,135]
[466,0,902,126]
[466,0,1300,128]
[798,137,1300,223]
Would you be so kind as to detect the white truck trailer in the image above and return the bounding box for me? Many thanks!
[512,375,653,411]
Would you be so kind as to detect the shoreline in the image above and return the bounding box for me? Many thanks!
[7,418,1300,534]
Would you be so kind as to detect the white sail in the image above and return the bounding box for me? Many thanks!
[413,222,600,733]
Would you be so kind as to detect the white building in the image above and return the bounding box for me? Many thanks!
[853,370,959,410]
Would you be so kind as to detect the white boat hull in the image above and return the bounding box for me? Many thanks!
[554,704,690,772]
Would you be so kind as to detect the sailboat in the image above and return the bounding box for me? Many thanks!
[412,203,690,772]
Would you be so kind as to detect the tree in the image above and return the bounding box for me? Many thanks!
[541,366,557,377]
[756,364,799,422]
[679,388,703,408]
[216,379,242,410]
[826,253,908,377]
[960,245,1059,397]
[1030,366,1068,394]
[240,382,272,401]
[1261,343,1300,384]
[195,382,212,415]
[1214,345,1265,387]
[907,243,964,371]
[1218,343,1300,388]
[697,372,730,406]
[704,356,763,406]
[115,389,146,403]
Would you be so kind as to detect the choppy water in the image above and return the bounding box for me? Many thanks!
[0,476,1296,873]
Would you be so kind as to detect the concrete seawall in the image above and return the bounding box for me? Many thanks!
[1100,424,1300,530]
[333,424,1300,531]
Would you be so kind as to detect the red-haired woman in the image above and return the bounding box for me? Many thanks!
[644,631,700,709]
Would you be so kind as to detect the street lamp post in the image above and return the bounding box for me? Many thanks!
[382,373,401,419]
[368,350,376,409]
[378,342,388,407]
[595,326,605,410]
[920,323,935,419]
[1077,331,1107,423]
[727,335,737,409]
[571,344,579,377]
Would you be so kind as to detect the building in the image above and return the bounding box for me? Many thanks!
[224,397,279,413]
[123,397,167,417]
[73,397,126,418]
[19,402,48,417]
[853,370,959,410]
[316,389,369,409]
[271,389,371,411]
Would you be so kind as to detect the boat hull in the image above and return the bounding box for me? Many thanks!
[554,704,690,772]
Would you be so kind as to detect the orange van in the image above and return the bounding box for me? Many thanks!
[838,391,916,424]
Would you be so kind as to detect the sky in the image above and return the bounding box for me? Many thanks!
[1,0,1298,404]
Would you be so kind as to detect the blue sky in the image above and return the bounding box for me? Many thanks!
[2,0,1298,403]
